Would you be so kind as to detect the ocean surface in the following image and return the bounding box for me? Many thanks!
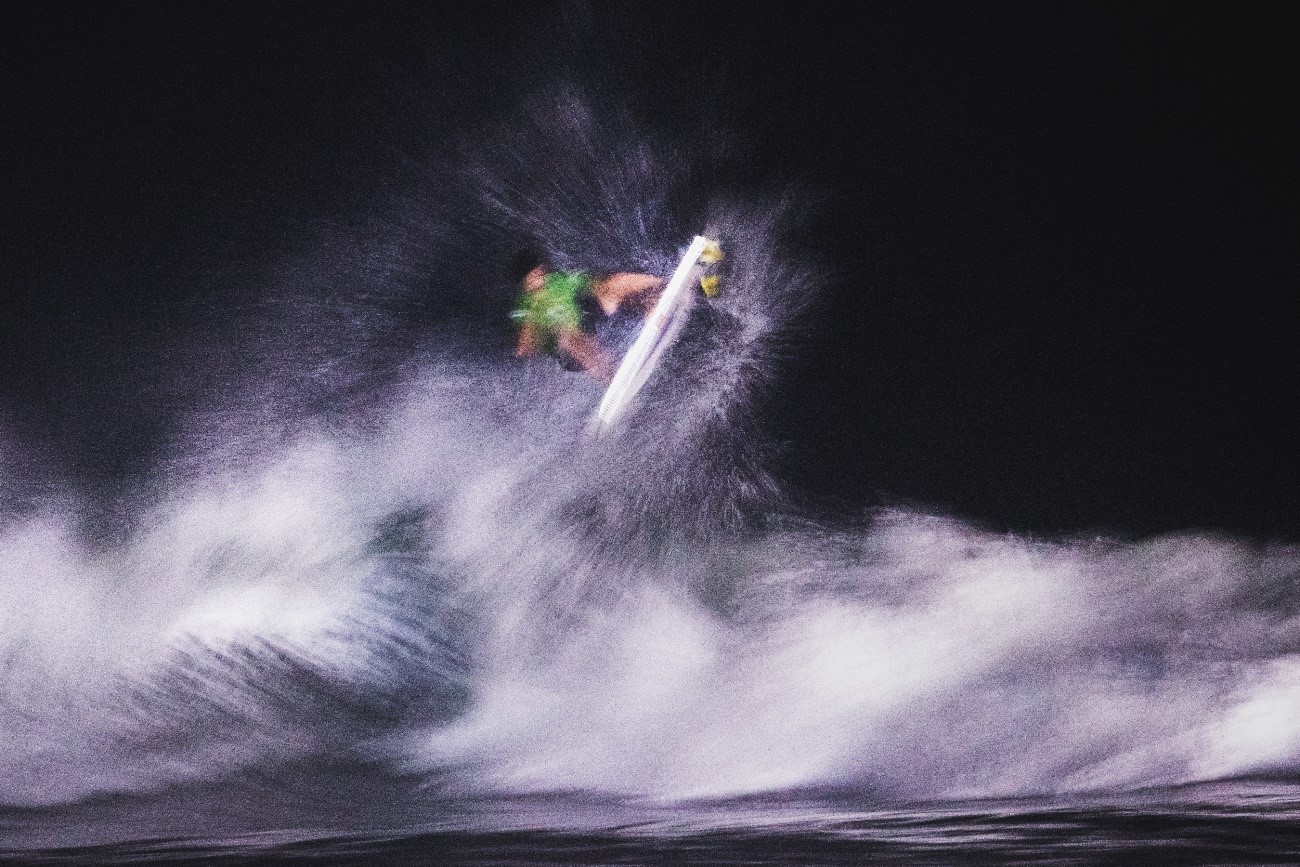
[5,781,1300,865]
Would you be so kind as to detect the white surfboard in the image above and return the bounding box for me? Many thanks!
[588,235,716,436]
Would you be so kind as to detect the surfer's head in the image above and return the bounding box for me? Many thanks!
[509,248,549,292]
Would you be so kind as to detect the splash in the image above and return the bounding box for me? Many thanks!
[2,80,1299,822]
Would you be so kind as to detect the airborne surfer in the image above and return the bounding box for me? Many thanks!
[510,251,666,381]
[510,238,723,433]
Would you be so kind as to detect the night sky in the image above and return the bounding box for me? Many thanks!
[2,3,1296,539]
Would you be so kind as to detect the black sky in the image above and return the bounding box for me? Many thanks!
[2,2,1296,539]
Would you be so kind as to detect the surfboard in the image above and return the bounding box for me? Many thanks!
[588,235,721,436]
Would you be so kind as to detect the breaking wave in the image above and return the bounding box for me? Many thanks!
[3,78,1300,821]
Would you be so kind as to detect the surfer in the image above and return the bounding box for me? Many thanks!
[510,251,664,381]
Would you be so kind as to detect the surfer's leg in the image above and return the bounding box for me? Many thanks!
[590,273,664,315]
[556,329,614,382]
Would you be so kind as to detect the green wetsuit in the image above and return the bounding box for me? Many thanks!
[511,271,590,355]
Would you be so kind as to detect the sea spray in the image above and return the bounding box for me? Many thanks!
[3,78,1300,824]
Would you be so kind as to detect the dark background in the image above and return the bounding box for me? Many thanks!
[2,2,1296,539]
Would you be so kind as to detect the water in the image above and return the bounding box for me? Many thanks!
[4,14,1300,864]
[6,783,1300,864]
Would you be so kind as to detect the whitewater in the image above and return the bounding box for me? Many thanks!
[3,79,1300,861]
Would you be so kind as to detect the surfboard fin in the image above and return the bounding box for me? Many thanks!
[700,239,724,264]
